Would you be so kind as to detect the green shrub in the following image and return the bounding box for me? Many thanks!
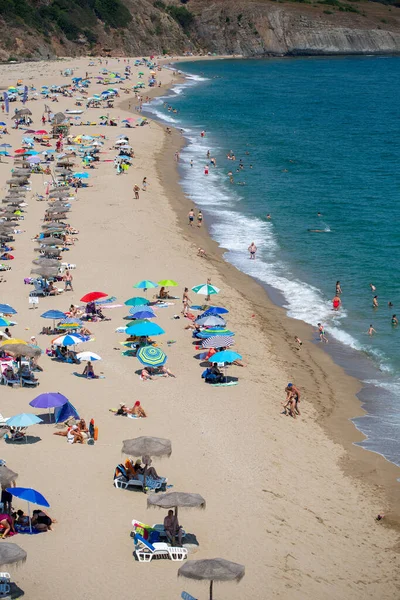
[166,5,194,30]
[154,0,166,8]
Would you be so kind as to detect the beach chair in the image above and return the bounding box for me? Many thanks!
[29,280,48,297]
[181,593,197,600]
[21,375,39,388]
[113,465,144,492]
[133,534,187,563]
[1,370,20,387]
[0,572,10,598]
[152,523,187,542]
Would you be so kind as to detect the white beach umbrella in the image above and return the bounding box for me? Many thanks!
[76,351,101,361]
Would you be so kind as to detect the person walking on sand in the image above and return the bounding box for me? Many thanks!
[133,184,140,200]
[332,294,341,311]
[205,277,212,302]
[248,242,257,260]
[294,336,302,350]
[142,177,148,191]
[317,323,328,343]
[182,287,191,316]
[197,210,203,228]
[367,324,376,336]
[373,295,379,308]
[63,270,73,291]
[188,209,194,226]
[283,383,301,418]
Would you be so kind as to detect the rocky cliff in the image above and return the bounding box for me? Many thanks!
[0,0,399,60]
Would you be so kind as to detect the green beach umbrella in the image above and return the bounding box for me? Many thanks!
[0,317,11,327]
[124,297,149,307]
[192,283,220,296]
[137,345,167,367]
[158,279,178,287]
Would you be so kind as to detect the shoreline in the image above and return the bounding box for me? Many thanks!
[140,68,400,529]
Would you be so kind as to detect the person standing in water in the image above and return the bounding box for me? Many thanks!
[317,323,328,343]
[368,324,376,336]
[248,242,257,260]
[370,283,376,292]
[373,296,379,308]
[391,315,398,326]
[332,295,341,311]
[190,159,193,168]
[336,281,342,295]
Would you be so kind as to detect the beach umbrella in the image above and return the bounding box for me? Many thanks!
[73,172,89,179]
[1,343,40,359]
[32,258,60,267]
[196,315,226,327]
[6,487,49,534]
[0,543,27,567]
[137,346,167,367]
[122,436,172,490]
[0,466,18,488]
[125,297,149,307]
[158,279,178,287]
[126,321,165,337]
[31,267,59,278]
[27,155,41,164]
[0,304,17,315]
[210,350,241,363]
[192,284,220,296]
[147,491,206,517]
[58,317,83,329]
[196,329,235,339]
[13,108,32,118]
[80,291,107,303]
[29,392,68,423]
[202,306,229,316]
[37,237,61,246]
[52,334,85,346]
[178,558,245,600]
[41,309,66,330]
[133,280,158,290]
[201,336,234,349]
[6,413,43,429]
[0,317,11,327]
[76,351,101,361]
[0,338,27,346]
[129,310,156,320]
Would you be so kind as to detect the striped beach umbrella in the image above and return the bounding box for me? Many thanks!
[192,283,220,296]
[133,280,158,289]
[52,334,85,346]
[201,336,235,349]
[137,346,167,367]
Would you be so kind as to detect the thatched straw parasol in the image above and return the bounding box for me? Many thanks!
[0,465,18,487]
[32,258,60,267]
[12,108,32,118]
[36,237,62,246]
[122,436,171,490]
[31,267,59,278]
[0,543,27,567]
[178,558,245,600]
[1,344,41,358]
[147,492,206,517]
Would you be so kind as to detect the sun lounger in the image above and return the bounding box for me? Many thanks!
[0,572,10,598]
[133,534,187,562]
[21,376,39,387]
[1,372,20,387]
[29,281,48,297]
[152,523,187,541]
[114,465,167,492]
[181,593,197,600]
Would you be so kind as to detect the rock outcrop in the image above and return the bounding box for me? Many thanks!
[0,0,399,60]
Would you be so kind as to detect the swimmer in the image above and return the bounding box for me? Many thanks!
[317,323,328,343]
[388,301,393,308]
[373,295,379,308]
[370,283,376,292]
[308,229,328,233]
[367,324,376,336]
[391,314,398,326]
[266,214,271,220]
[317,212,322,217]
[204,165,209,175]
[336,281,342,295]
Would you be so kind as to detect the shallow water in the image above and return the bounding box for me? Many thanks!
[145,57,400,466]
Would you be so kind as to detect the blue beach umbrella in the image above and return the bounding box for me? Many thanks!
[133,280,158,290]
[0,151,10,156]
[125,297,149,307]
[29,392,69,422]
[137,345,167,367]
[126,321,165,337]
[73,172,89,179]
[129,304,155,315]
[6,487,50,533]
[0,304,17,314]
[0,317,11,327]
[211,350,242,363]
[202,306,229,316]
[130,310,156,320]
[52,334,85,346]
[41,309,67,331]
[0,144,12,148]
[6,413,43,428]
[196,329,235,339]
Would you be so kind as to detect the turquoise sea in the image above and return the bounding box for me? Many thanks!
[145,56,400,466]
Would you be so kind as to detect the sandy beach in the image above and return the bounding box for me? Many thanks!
[0,56,399,599]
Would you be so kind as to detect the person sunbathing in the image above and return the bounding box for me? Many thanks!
[31,509,55,531]
[67,425,85,444]
[120,400,147,417]
[141,366,175,380]
[47,281,58,296]
[135,457,161,479]
[82,361,98,379]
[0,513,15,538]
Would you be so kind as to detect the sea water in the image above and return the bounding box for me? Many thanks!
[144,57,400,467]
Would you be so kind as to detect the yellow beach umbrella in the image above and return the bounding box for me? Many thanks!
[0,338,28,346]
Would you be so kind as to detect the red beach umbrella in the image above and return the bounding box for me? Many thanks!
[34,130,48,135]
[80,291,108,303]
[14,149,27,154]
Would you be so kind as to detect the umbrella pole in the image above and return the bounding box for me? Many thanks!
[28,501,32,534]
[209,580,213,600]
[48,407,52,423]
[143,464,147,492]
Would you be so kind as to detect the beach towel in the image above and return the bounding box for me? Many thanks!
[212,381,238,387]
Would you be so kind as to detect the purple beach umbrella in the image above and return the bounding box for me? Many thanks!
[29,392,68,422]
